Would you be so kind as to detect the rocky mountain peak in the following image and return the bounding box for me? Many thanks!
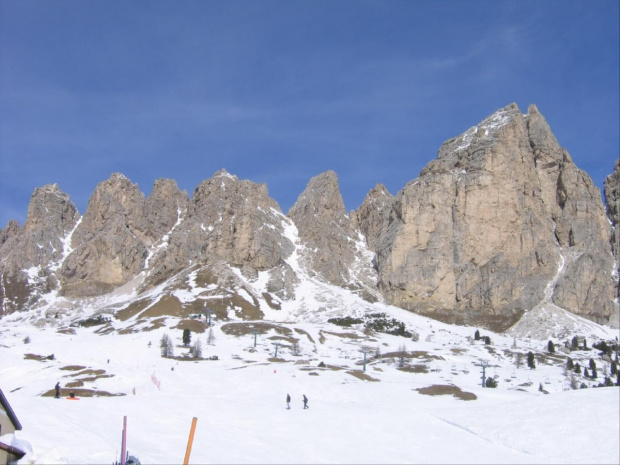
[604,159,620,282]
[287,171,377,292]
[0,220,20,246]
[0,184,80,313]
[352,184,394,252]
[23,183,79,235]
[0,104,616,331]
[376,103,616,330]
[288,170,347,220]
[144,169,294,291]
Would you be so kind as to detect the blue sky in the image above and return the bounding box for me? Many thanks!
[1,0,618,227]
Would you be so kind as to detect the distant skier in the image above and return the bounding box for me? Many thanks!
[55,382,60,398]
[286,393,291,409]
[303,394,308,409]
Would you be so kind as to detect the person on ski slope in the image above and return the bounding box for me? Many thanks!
[303,394,309,409]
[286,393,291,409]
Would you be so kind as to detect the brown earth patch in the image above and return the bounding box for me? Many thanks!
[346,370,380,382]
[294,328,315,343]
[173,319,207,333]
[115,298,155,321]
[56,328,76,335]
[24,353,55,362]
[415,384,477,401]
[398,364,429,374]
[262,292,281,310]
[320,330,363,340]
[95,325,115,335]
[41,388,125,398]
[142,317,167,332]
[220,322,292,337]
[450,348,467,355]
[59,365,87,371]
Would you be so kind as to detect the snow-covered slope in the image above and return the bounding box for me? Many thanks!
[1,283,618,464]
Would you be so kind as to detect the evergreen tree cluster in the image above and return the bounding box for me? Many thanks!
[473,330,491,345]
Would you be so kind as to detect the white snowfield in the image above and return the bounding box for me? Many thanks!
[1,298,618,465]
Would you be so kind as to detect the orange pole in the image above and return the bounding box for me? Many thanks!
[183,417,198,465]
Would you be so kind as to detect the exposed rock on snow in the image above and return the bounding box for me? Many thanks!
[0,104,617,333]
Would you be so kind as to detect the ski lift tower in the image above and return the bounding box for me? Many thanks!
[251,330,259,348]
[203,305,214,326]
[359,347,372,372]
[272,342,281,358]
[474,360,490,387]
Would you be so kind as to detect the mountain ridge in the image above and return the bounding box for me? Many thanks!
[1,103,618,332]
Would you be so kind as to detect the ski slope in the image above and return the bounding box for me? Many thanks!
[1,308,618,464]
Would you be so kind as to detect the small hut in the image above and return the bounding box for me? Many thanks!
[0,389,25,463]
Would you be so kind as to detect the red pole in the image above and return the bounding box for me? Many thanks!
[121,416,127,465]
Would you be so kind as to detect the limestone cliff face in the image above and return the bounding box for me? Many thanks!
[528,106,615,324]
[59,174,150,296]
[0,104,616,330]
[605,160,620,268]
[0,184,80,313]
[143,170,295,291]
[375,103,616,330]
[287,170,379,296]
[352,184,394,253]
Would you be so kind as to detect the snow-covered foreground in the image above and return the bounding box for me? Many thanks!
[1,313,619,464]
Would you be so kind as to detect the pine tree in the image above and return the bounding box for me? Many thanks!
[571,336,580,351]
[584,367,590,378]
[207,327,215,345]
[574,362,581,374]
[547,340,555,354]
[566,358,574,370]
[527,351,536,369]
[474,330,480,341]
[589,358,597,371]
[611,361,617,376]
[182,329,191,346]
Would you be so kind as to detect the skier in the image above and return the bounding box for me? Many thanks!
[303,394,309,409]
[286,393,291,409]
[54,382,60,398]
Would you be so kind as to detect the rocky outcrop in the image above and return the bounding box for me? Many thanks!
[59,174,150,296]
[526,106,615,323]
[287,171,380,300]
[0,184,80,313]
[0,104,616,331]
[605,160,620,267]
[0,220,20,246]
[144,170,295,289]
[375,103,616,330]
[352,184,394,253]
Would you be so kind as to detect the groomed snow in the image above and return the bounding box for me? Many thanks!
[1,310,618,464]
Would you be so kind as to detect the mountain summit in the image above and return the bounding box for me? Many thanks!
[1,104,618,331]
